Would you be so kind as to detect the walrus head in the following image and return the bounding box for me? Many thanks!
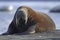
[14,6,28,26]
[13,6,36,33]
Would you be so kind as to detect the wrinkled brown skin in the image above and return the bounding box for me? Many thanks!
[2,6,56,35]
[20,6,56,33]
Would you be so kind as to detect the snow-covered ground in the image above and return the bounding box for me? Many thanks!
[0,2,60,34]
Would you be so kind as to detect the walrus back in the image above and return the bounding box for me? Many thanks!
[34,11,56,33]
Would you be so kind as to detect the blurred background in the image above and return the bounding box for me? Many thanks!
[0,0,60,34]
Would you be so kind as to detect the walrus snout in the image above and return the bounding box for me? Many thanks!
[15,10,26,25]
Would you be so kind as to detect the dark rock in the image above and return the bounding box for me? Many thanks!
[50,5,60,13]
[0,5,13,12]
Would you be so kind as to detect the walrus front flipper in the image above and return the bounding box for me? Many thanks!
[1,32,12,35]
[2,21,16,35]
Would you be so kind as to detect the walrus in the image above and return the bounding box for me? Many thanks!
[2,6,56,35]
